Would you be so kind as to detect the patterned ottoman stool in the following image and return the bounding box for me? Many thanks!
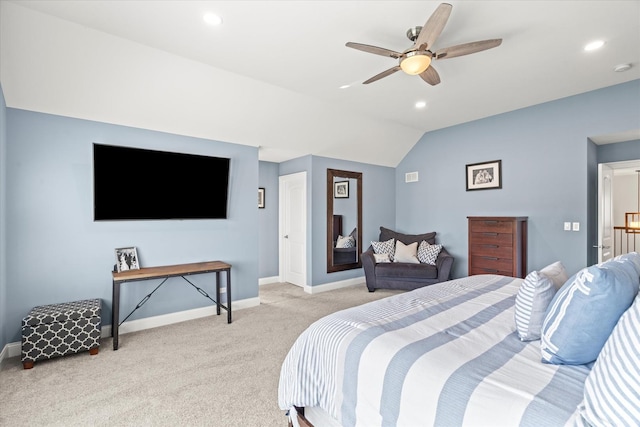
[21,298,101,369]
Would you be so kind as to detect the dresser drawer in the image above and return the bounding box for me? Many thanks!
[470,255,513,272]
[469,243,513,259]
[469,219,514,234]
[469,232,513,246]
[469,266,514,276]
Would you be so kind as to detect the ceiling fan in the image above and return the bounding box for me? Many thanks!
[346,2,502,86]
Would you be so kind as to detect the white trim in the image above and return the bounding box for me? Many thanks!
[304,276,365,294]
[259,276,280,286]
[0,295,260,365]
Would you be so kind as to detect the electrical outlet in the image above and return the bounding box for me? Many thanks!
[564,222,571,231]
[572,222,580,231]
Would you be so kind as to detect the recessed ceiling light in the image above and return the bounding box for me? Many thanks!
[203,13,222,26]
[584,40,605,51]
[614,63,632,72]
[415,101,427,109]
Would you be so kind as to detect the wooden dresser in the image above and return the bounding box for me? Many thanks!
[468,216,528,278]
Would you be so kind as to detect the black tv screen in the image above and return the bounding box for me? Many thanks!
[93,144,230,220]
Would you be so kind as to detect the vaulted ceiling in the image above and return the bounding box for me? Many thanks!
[1,1,639,166]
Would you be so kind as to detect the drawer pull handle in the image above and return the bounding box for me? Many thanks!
[482,268,499,273]
[482,256,499,261]
[483,244,499,248]
[483,232,498,236]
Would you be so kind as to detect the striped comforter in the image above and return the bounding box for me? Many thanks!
[278,275,591,427]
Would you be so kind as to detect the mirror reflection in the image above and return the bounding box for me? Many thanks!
[327,169,362,273]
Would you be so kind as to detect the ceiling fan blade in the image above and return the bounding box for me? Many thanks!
[363,66,401,84]
[419,66,441,86]
[414,3,453,50]
[346,42,402,59]
[435,39,502,60]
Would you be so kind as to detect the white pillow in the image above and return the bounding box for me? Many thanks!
[336,235,355,248]
[373,253,391,263]
[393,240,419,264]
[371,238,395,261]
[417,240,442,265]
[539,261,569,288]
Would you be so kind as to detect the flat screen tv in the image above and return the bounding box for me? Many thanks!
[93,144,230,220]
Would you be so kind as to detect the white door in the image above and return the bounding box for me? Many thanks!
[279,172,307,287]
[597,163,614,263]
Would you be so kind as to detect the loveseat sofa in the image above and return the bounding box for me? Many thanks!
[362,227,454,292]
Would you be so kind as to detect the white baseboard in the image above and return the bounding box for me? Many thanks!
[259,276,280,286]
[303,275,365,294]
[0,295,260,364]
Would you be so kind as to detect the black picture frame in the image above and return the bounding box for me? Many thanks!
[334,181,349,198]
[466,160,502,191]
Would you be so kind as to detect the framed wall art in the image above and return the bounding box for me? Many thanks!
[466,160,502,191]
[334,181,349,198]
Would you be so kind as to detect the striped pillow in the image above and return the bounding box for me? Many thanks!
[574,294,640,425]
[515,271,556,341]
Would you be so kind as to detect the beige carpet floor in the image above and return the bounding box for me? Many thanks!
[0,282,400,426]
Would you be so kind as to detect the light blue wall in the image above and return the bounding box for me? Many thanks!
[310,156,395,286]
[258,161,279,278]
[596,139,640,164]
[277,155,395,287]
[5,109,259,343]
[0,84,7,352]
[397,80,640,278]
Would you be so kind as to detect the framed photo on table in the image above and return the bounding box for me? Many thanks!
[466,160,502,191]
[115,247,140,272]
[334,181,349,198]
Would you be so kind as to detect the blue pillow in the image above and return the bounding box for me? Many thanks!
[515,271,557,341]
[574,294,640,425]
[540,261,639,365]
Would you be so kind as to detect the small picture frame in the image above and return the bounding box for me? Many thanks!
[466,160,502,191]
[115,247,140,272]
[334,181,349,198]
[258,187,265,208]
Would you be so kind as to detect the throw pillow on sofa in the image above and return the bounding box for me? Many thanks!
[394,240,420,264]
[336,235,355,248]
[417,241,442,265]
[379,227,436,245]
[540,259,640,365]
[371,238,395,261]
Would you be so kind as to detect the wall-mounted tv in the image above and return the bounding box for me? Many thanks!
[93,144,230,220]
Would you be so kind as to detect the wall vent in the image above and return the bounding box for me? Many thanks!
[405,172,419,183]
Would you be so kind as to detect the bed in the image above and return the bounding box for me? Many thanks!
[278,274,594,427]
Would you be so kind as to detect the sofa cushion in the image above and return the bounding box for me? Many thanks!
[394,241,420,264]
[336,235,355,248]
[379,227,436,246]
[375,262,438,280]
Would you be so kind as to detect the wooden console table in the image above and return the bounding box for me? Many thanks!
[111,261,231,350]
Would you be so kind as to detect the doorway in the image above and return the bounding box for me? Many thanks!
[279,172,307,287]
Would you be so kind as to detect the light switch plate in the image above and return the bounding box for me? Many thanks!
[572,222,580,231]
[564,222,571,231]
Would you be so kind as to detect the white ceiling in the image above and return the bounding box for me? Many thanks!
[1,1,639,166]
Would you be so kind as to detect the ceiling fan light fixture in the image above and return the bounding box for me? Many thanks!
[400,51,431,75]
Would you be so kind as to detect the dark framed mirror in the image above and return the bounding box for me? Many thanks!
[327,168,362,273]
